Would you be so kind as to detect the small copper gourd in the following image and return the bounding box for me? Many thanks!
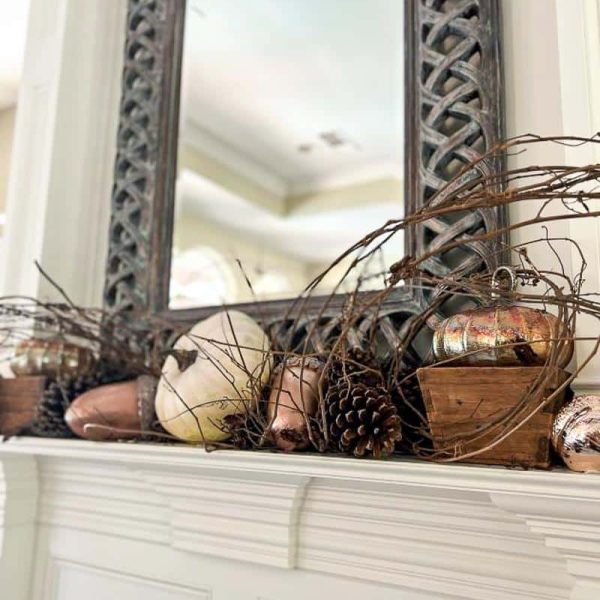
[433,267,573,367]
[552,396,600,472]
[267,356,323,452]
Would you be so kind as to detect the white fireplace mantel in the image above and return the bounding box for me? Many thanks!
[0,438,598,600]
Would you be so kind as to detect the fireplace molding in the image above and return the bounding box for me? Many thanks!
[1,438,599,600]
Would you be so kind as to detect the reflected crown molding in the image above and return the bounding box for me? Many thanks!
[182,119,404,200]
[181,120,288,198]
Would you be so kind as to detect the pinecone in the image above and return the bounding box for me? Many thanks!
[326,378,401,458]
[26,380,74,438]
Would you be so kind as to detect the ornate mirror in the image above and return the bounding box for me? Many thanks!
[104,0,505,350]
[171,0,406,310]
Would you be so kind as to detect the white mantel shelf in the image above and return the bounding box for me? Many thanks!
[0,436,597,497]
[1,438,599,600]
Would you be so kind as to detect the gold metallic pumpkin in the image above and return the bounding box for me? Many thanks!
[432,305,573,367]
[552,396,600,472]
[10,338,95,379]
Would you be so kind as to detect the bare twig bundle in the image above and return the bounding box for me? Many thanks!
[277,134,600,461]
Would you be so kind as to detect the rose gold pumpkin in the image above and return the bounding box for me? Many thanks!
[267,357,322,452]
[433,305,573,367]
[552,396,600,472]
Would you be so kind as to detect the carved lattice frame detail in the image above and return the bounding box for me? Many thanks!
[103,0,506,358]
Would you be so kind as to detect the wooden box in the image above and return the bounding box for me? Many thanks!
[0,377,46,436]
[417,366,569,468]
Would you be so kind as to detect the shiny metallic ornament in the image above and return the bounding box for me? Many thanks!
[10,338,95,379]
[552,396,600,472]
[267,356,322,452]
[432,267,573,367]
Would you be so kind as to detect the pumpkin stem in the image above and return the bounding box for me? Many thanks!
[164,349,198,372]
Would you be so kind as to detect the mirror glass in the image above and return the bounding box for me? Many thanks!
[169,0,404,309]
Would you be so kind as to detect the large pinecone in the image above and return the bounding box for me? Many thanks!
[326,378,401,458]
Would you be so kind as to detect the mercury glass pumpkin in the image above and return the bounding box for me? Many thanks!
[10,338,95,379]
[432,305,573,367]
[552,396,600,472]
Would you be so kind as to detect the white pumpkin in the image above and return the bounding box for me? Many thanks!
[155,310,271,442]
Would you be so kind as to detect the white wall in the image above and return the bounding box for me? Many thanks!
[0,0,125,306]
[504,0,600,391]
[0,106,16,268]
[0,106,16,218]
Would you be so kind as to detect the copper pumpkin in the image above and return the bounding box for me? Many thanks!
[267,356,322,452]
[432,305,573,367]
[552,396,600,473]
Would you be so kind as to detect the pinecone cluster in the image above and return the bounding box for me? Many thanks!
[325,352,402,458]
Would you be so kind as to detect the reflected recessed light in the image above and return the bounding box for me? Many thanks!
[297,132,361,154]
[320,131,345,147]
[318,131,361,151]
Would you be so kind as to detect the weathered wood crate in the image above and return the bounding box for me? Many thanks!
[417,366,570,468]
[0,376,46,435]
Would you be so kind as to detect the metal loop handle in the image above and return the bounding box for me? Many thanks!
[491,266,517,299]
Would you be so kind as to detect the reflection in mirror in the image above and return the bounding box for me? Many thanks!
[169,0,404,309]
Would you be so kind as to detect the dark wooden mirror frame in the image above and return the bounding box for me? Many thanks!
[103,0,506,356]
